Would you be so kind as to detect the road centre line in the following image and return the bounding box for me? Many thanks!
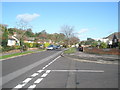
[28,84,36,88]
[14,83,26,89]
[31,73,39,77]
[13,55,61,89]
[41,70,51,78]
[14,78,32,88]
[22,78,32,83]
[34,78,43,84]
[37,70,44,73]
[42,55,61,70]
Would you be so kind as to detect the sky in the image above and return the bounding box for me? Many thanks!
[2,2,118,40]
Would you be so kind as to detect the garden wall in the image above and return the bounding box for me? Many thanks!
[83,47,120,55]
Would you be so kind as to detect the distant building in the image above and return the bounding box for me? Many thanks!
[24,37,35,43]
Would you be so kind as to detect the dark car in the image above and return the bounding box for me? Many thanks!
[78,46,83,51]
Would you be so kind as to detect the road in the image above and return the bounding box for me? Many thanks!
[1,49,118,89]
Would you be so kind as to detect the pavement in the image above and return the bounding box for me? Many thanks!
[65,50,119,61]
[1,49,119,89]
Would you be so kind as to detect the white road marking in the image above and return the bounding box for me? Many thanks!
[14,83,26,88]
[14,56,61,89]
[34,78,43,83]
[42,66,46,70]
[46,70,51,73]
[37,70,44,73]
[28,84,36,88]
[50,70,104,73]
[23,78,32,83]
[42,56,61,70]
[31,73,39,77]
[41,73,48,77]
[41,70,51,77]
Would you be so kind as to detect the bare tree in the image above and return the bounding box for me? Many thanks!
[60,25,75,46]
[61,25,74,39]
[15,20,32,52]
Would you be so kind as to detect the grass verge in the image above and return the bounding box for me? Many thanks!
[0,49,44,60]
[64,47,76,54]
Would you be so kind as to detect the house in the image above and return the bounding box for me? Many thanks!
[7,35,20,46]
[24,37,35,43]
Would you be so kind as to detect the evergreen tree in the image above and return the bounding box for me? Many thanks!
[2,27,8,47]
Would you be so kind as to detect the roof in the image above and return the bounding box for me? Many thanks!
[104,32,120,40]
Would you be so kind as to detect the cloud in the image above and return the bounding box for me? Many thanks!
[16,13,40,22]
[78,28,89,34]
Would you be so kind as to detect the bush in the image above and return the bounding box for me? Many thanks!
[14,45,20,49]
[2,46,15,52]
[24,43,30,48]
[44,42,50,48]
[91,41,98,47]
[118,42,120,49]
[100,42,107,49]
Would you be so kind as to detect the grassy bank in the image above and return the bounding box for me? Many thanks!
[0,49,44,60]
[64,47,76,54]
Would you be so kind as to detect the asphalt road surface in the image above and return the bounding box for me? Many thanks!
[1,50,118,89]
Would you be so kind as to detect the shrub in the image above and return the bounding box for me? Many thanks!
[33,43,37,47]
[118,42,120,49]
[100,42,107,49]
[14,45,20,49]
[2,46,15,52]
[91,41,98,47]
[44,42,50,48]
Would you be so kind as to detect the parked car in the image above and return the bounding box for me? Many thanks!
[78,46,83,51]
[56,45,61,49]
[46,45,57,50]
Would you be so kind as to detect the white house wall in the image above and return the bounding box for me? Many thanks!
[7,39,16,46]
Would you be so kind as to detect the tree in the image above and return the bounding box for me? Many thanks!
[1,27,9,47]
[16,20,31,51]
[70,36,80,45]
[25,29,35,37]
[60,25,74,46]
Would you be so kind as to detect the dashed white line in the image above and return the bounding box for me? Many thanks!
[41,70,51,77]
[14,55,61,89]
[37,70,44,73]
[23,78,32,83]
[28,84,36,88]
[46,70,51,73]
[14,83,26,88]
[41,73,48,78]
[42,55,61,70]
[31,73,39,77]
[34,78,43,84]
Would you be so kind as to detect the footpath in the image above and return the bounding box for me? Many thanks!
[64,48,119,61]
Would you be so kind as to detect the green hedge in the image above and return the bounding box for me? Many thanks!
[2,46,15,52]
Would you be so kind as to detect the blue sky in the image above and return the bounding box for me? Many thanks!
[2,2,118,40]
